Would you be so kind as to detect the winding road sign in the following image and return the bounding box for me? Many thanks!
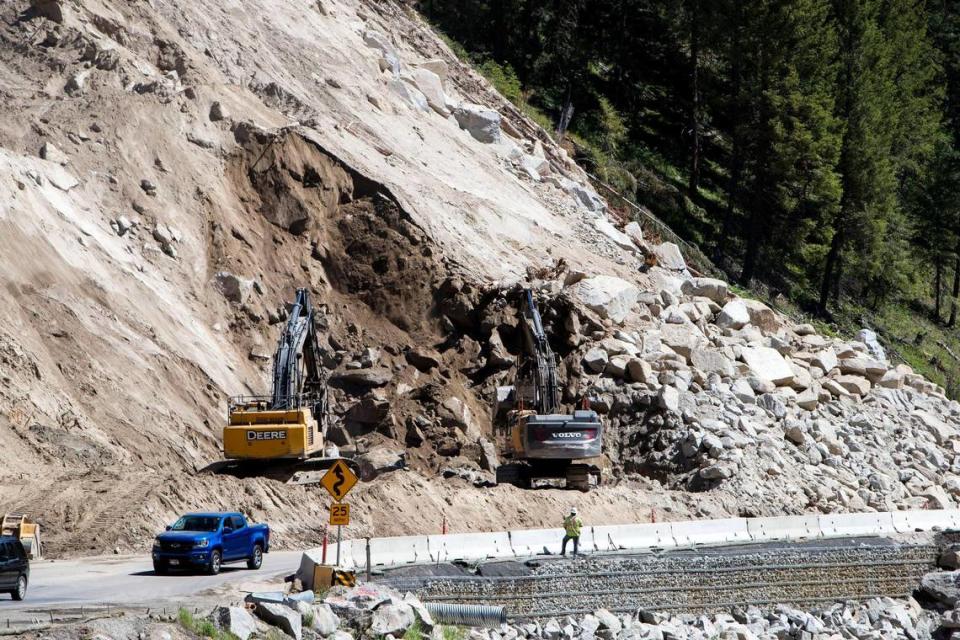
[321,459,358,501]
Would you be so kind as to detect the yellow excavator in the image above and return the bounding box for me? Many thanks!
[222,288,350,483]
[1,514,42,559]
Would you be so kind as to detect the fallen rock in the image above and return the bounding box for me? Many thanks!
[583,347,609,374]
[310,603,340,636]
[409,68,449,115]
[624,221,643,247]
[567,276,639,324]
[626,358,654,384]
[856,328,887,362]
[332,368,393,387]
[251,601,302,640]
[357,447,405,480]
[652,242,687,271]
[740,346,794,386]
[757,393,787,419]
[921,571,960,606]
[453,104,502,143]
[681,278,728,304]
[835,374,871,396]
[716,300,751,330]
[370,602,415,636]
[593,609,622,635]
[215,606,258,640]
[214,271,254,304]
[363,30,400,75]
[690,349,734,377]
[389,79,429,111]
[741,299,779,333]
[40,142,69,165]
[658,386,680,412]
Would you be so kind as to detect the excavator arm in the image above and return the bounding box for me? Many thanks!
[270,288,326,411]
[518,289,561,414]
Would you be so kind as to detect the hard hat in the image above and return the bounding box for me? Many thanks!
[570,507,577,515]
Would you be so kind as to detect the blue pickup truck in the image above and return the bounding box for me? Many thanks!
[152,512,270,575]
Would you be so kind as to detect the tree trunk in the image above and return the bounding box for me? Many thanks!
[687,0,701,195]
[949,249,960,327]
[556,87,574,141]
[819,223,844,314]
[935,256,943,322]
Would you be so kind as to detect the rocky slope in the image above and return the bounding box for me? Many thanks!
[0,0,959,559]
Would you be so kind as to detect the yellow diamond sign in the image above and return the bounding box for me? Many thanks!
[321,459,358,501]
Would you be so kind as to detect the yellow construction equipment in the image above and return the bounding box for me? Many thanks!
[1,513,42,559]
[224,288,329,461]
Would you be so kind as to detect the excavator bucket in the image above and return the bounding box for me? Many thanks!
[1,513,42,559]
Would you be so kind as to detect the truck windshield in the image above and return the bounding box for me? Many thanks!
[171,516,221,532]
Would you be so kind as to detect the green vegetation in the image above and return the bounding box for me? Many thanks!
[421,0,960,396]
[403,620,424,640]
[441,625,467,640]
[303,611,316,629]
[176,607,238,640]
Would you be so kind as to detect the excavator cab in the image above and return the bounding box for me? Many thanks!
[223,288,329,461]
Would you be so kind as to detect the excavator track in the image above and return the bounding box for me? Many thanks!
[205,456,360,486]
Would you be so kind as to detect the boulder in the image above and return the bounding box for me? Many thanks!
[418,59,449,79]
[310,604,340,636]
[40,141,69,165]
[332,368,393,387]
[604,355,629,379]
[593,217,635,252]
[215,606,258,640]
[796,386,819,411]
[811,349,838,373]
[877,368,905,389]
[363,30,400,75]
[357,447,405,480]
[794,323,816,336]
[839,357,887,379]
[700,463,736,480]
[914,410,957,445]
[921,571,960,606]
[658,386,680,412]
[660,323,705,358]
[389,79,429,111]
[690,349,734,377]
[757,393,787,419]
[740,347,794,386]
[730,378,755,403]
[252,601,303,640]
[716,300,751,330]
[741,299,779,333]
[626,358,654,384]
[453,104,502,143]
[209,101,227,121]
[567,276,639,324]
[410,68,450,115]
[856,328,887,362]
[681,278,728,304]
[370,602,415,636]
[593,609,622,635]
[582,347,609,373]
[624,221,644,247]
[652,242,687,272]
[214,271,254,304]
[835,374,871,396]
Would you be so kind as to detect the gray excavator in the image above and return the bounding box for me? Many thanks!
[493,289,604,490]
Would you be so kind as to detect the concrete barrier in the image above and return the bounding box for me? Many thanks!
[428,532,513,564]
[891,509,960,533]
[297,508,960,589]
[509,528,563,557]
[366,535,432,567]
[746,515,821,543]
[670,517,750,546]
[818,512,896,537]
[595,523,677,551]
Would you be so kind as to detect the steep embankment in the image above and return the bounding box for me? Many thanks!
[0,0,958,558]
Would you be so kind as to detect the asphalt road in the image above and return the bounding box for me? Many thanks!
[0,550,303,612]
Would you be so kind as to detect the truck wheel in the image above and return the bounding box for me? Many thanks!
[247,544,263,570]
[207,550,222,575]
[11,575,26,601]
[153,560,168,575]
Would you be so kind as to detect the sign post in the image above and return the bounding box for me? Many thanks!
[320,460,359,567]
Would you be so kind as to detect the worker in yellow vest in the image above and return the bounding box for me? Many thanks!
[561,507,583,556]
